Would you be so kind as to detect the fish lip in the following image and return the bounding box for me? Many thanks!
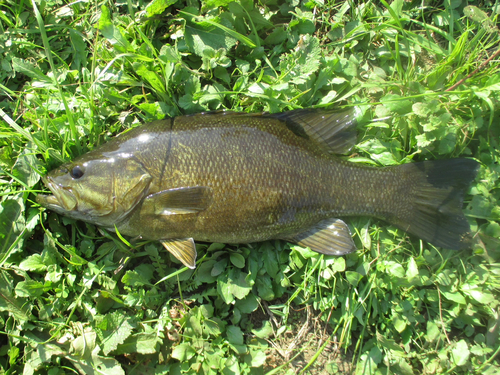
[37,176,78,212]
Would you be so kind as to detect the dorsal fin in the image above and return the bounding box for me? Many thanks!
[267,108,358,154]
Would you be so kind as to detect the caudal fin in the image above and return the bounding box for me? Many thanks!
[391,158,479,250]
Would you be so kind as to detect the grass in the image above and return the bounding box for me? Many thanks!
[0,0,499,374]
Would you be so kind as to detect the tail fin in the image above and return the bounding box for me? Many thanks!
[390,158,479,250]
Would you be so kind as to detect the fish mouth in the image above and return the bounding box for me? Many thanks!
[37,176,78,212]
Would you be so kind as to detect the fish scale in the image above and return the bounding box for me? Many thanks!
[37,108,479,268]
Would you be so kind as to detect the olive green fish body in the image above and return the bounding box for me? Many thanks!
[37,109,479,268]
[100,115,392,242]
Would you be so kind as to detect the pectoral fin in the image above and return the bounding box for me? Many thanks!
[143,186,212,215]
[160,238,197,269]
[286,218,356,255]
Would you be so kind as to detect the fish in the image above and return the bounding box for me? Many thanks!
[36,108,479,269]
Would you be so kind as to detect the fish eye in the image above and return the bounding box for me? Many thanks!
[70,165,85,179]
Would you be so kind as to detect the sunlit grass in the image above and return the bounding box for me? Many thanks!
[0,0,499,374]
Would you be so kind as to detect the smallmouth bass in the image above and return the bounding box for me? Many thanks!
[37,109,479,268]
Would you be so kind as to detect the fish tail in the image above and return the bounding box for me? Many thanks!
[388,158,479,250]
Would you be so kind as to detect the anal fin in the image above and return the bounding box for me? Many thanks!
[160,238,197,269]
[285,218,356,256]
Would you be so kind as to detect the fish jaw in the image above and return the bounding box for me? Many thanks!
[37,176,78,214]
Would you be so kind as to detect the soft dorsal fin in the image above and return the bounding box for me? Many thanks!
[267,108,358,154]
[142,186,212,215]
[285,218,356,255]
[160,238,197,269]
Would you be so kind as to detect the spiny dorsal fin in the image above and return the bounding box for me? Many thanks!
[285,218,356,255]
[142,186,212,215]
[267,108,358,154]
[160,238,197,269]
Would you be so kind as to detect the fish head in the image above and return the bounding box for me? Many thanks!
[37,155,152,227]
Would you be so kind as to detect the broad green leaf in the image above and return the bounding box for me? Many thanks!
[200,19,256,48]
[392,358,415,375]
[218,268,253,304]
[346,271,363,287]
[381,93,412,114]
[406,257,419,283]
[204,0,233,9]
[71,330,98,359]
[211,258,228,277]
[19,254,46,272]
[187,315,203,336]
[206,242,227,252]
[11,58,52,84]
[441,290,466,305]
[256,274,274,300]
[451,340,470,366]
[223,355,241,375]
[97,6,130,50]
[252,320,273,339]
[466,195,498,220]
[197,259,217,283]
[434,271,452,286]
[369,346,383,364]
[263,245,279,278]
[96,311,135,355]
[355,352,378,375]
[235,294,259,314]
[331,257,346,273]
[384,261,405,278]
[245,348,267,367]
[0,196,26,265]
[171,343,196,361]
[230,252,245,268]
[181,10,237,57]
[66,344,125,375]
[15,280,47,298]
[121,270,152,287]
[356,138,401,165]
[412,102,432,117]
[24,350,44,375]
[461,286,496,304]
[97,6,113,39]
[159,45,181,64]
[37,343,66,364]
[135,64,166,94]
[0,270,30,321]
[426,320,440,342]
[113,333,159,355]
[146,0,177,17]
[121,264,154,286]
[393,315,407,333]
[291,245,318,259]
[200,303,214,318]
[264,27,287,45]
[69,28,88,69]
[227,325,244,345]
[376,331,405,353]
[279,35,321,84]
[12,148,40,187]
[438,132,457,154]
[464,6,498,33]
[204,318,222,336]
